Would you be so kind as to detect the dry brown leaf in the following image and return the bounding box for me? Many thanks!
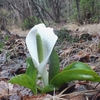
[23,94,52,100]
[60,48,72,58]
[67,94,85,100]
[0,81,19,98]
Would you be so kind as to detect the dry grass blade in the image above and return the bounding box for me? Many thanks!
[51,86,96,100]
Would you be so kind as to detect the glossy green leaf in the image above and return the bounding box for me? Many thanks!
[50,69,100,87]
[41,84,58,93]
[63,62,92,71]
[9,57,38,94]
[26,57,38,94]
[9,74,36,94]
[37,85,43,92]
[26,57,38,79]
[49,49,60,82]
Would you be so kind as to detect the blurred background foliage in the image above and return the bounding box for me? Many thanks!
[0,0,100,30]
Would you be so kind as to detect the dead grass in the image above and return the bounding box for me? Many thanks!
[9,23,100,37]
[63,23,100,35]
[10,28,29,37]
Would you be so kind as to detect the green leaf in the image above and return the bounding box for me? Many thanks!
[41,84,58,93]
[9,74,36,93]
[26,57,38,94]
[37,85,43,92]
[26,57,38,79]
[49,49,60,82]
[50,69,100,87]
[9,58,38,94]
[63,62,92,71]
[36,34,44,63]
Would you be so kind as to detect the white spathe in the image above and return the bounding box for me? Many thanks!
[26,23,58,86]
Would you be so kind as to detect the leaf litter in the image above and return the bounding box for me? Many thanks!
[1,24,100,99]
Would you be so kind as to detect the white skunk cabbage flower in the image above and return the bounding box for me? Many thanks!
[26,23,58,86]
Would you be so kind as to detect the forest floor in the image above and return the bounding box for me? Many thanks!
[0,23,100,100]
